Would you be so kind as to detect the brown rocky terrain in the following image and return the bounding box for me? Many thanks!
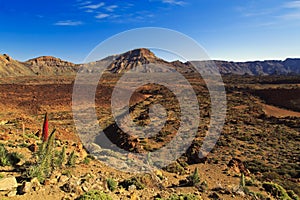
[0,49,299,200]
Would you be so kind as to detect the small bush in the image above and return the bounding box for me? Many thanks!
[56,146,66,167]
[187,168,200,186]
[0,144,23,166]
[249,192,269,200]
[163,162,185,175]
[26,130,56,183]
[83,156,90,165]
[66,150,77,167]
[240,173,245,188]
[155,193,200,200]
[106,178,117,192]
[119,176,145,190]
[76,190,113,200]
[287,190,300,200]
[263,182,292,200]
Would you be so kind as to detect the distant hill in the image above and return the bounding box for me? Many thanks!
[0,54,79,78]
[1,49,300,77]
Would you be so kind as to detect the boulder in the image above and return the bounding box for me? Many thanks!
[20,177,41,194]
[0,177,18,191]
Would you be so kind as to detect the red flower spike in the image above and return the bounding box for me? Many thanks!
[42,113,49,142]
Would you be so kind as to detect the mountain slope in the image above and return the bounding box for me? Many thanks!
[25,56,80,76]
[1,49,300,77]
[0,54,35,77]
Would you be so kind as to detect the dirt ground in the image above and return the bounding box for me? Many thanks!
[0,75,299,199]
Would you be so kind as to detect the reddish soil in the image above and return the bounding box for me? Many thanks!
[252,88,300,112]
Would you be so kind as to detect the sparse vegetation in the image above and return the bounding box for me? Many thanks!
[263,182,293,200]
[187,168,200,186]
[66,150,77,167]
[0,144,23,166]
[0,72,300,199]
[56,145,66,167]
[83,156,90,165]
[155,193,201,200]
[119,176,145,190]
[26,129,56,182]
[163,162,185,175]
[76,190,113,200]
[106,178,117,192]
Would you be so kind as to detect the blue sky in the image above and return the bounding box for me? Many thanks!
[0,0,299,63]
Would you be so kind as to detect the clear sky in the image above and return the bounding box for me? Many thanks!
[0,0,299,63]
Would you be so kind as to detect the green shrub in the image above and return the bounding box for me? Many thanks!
[66,150,77,167]
[263,182,292,200]
[106,178,117,192]
[119,176,145,190]
[287,190,300,200]
[187,168,200,186]
[249,192,269,200]
[240,173,245,188]
[26,130,56,183]
[83,156,90,165]
[163,162,185,175]
[155,193,200,200]
[0,144,23,166]
[56,146,66,167]
[76,190,113,200]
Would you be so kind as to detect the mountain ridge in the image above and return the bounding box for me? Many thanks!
[1,49,300,77]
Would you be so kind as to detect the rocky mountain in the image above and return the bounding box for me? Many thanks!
[214,59,300,75]
[0,49,300,77]
[0,54,35,77]
[26,56,80,75]
[100,49,300,75]
[0,54,79,78]
[106,48,174,73]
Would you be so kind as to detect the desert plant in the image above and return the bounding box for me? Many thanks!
[187,168,200,186]
[66,150,77,167]
[287,190,300,200]
[76,190,113,200]
[263,182,292,200]
[83,156,90,165]
[155,193,200,200]
[42,113,49,142]
[163,162,185,175]
[56,146,66,167]
[27,129,56,182]
[0,144,23,166]
[106,178,117,192]
[240,173,246,188]
[119,176,145,190]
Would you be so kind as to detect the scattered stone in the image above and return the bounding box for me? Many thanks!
[6,189,17,197]
[59,175,69,184]
[130,192,140,200]
[20,178,41,194]
[28,143,38,152]
[208,192,221,199]
[228,158,250,176]
[31,178,41,191]
[0,177,18,191]
[20,182,32,194]
[35,130,41,138]
[82,186,89,192]
[128,184,136,192]
[60,178,82,194]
